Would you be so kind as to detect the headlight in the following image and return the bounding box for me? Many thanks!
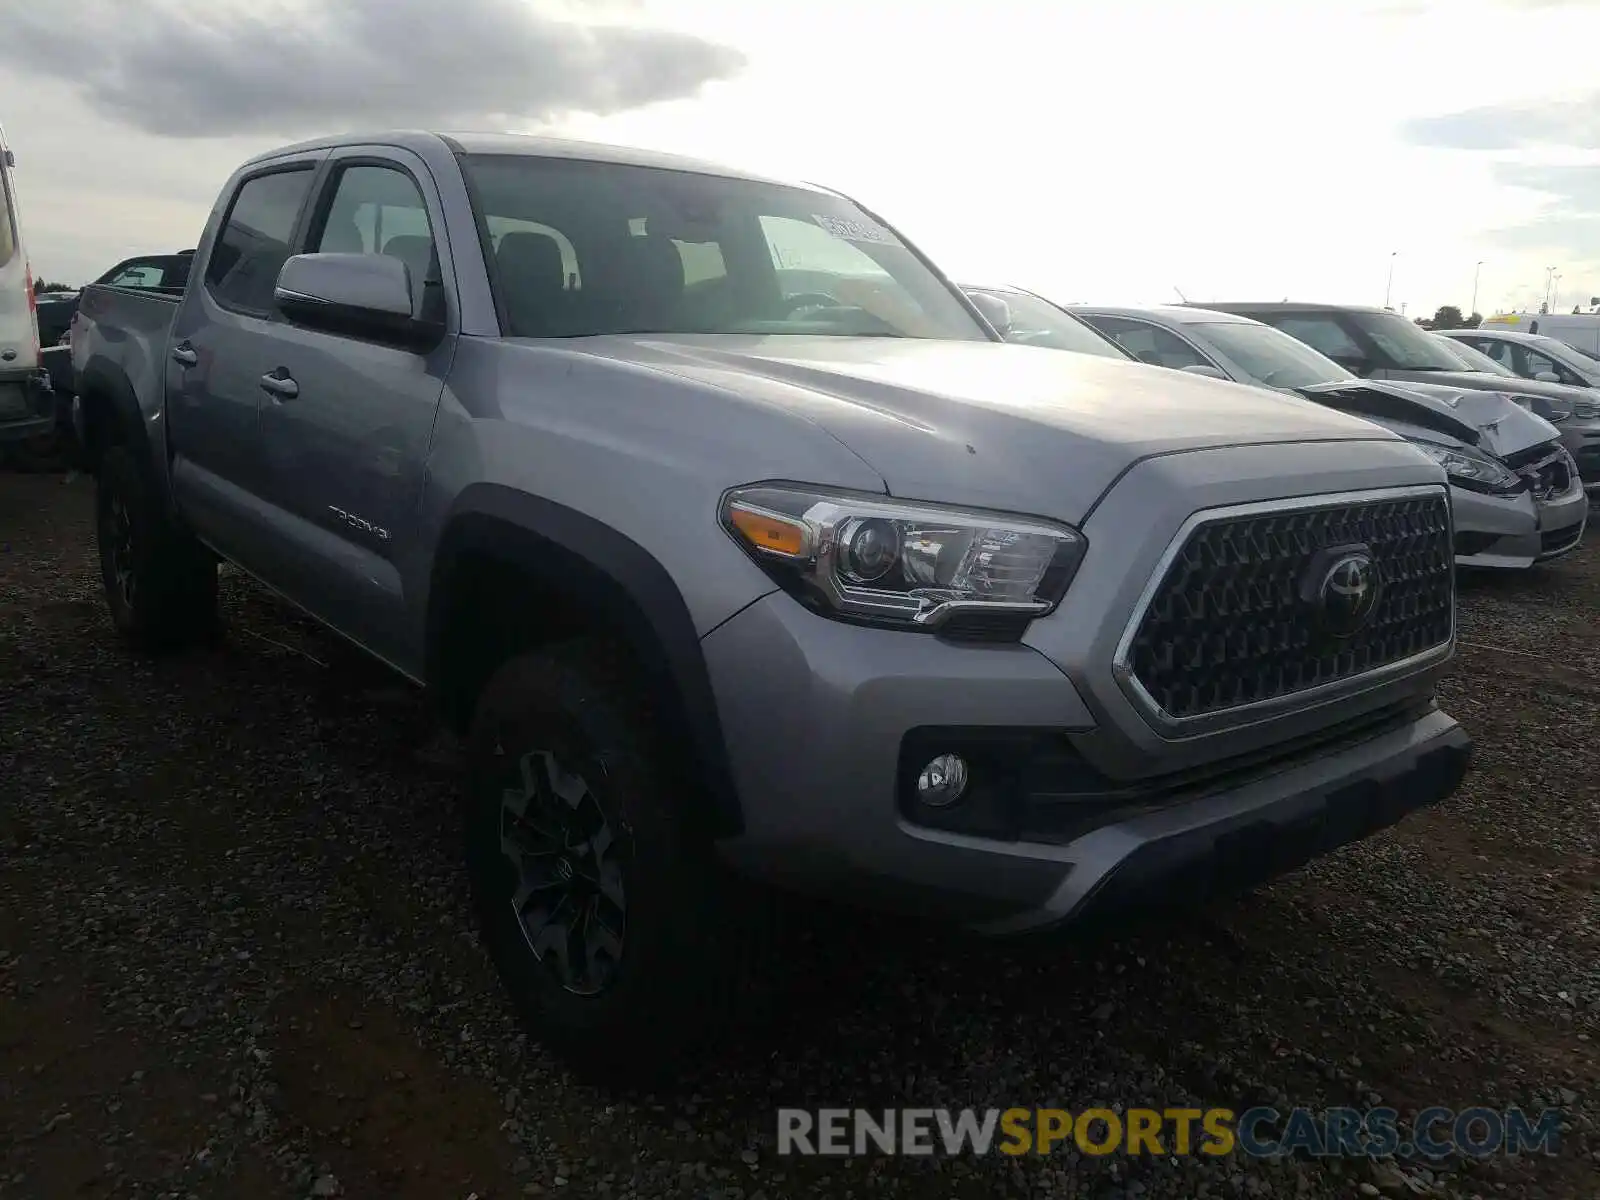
[721,484,1086,635]
[1412,441,1522,494]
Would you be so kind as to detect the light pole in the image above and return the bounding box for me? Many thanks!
[1385,251,1398,308]
[1544,265,1558,312]
[1553,272,1563,310]
[1471,261,1483,316]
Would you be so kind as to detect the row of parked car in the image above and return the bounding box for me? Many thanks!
[42,261,1598,576]
[962,287,1597,571]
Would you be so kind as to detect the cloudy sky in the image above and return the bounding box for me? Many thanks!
[3,0,1598,318]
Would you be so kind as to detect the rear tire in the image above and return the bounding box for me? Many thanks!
[464,642,749,1080]
[96,445,218,651]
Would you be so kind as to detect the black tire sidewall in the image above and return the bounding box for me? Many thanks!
[95,447,153,636]
[95,445,216,645]
[465,648,717,1063]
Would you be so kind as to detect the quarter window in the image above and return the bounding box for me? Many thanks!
[204,168,315,314]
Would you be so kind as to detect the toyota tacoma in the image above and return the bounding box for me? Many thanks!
[72,131,1472,1074]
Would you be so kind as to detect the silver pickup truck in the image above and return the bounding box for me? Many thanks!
[72,130,1472,1076]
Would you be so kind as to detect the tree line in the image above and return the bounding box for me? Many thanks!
[1413,305,1482,331]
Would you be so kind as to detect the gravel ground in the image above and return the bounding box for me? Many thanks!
[1,470,1596,1200]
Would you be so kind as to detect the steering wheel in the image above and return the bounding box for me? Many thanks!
[779,292,844,316]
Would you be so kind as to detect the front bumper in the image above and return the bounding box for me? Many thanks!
[702,590,1470,933]
[1451,481,1587,568]
[1558,421,1600,494]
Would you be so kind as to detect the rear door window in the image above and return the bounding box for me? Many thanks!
[204,168,316,315]
[1085,316,1212,369]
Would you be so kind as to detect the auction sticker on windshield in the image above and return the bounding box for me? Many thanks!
[813,214,900,245]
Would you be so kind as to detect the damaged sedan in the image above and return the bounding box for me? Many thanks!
[1035,301,1585,569]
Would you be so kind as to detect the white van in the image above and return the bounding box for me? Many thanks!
[0,122,52,444]
[1484,311,1600,358]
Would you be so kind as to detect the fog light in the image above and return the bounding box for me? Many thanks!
[916,753,969,808]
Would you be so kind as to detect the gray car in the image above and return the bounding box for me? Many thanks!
[70,130,1472,1075]
[1073,305,1586,569]
[1197,301,1600,497]
[1435,328,1600,489]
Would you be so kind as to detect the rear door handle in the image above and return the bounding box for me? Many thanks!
[171,344,198,367]
[259,370,299,400]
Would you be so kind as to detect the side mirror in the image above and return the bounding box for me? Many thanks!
[1180,363,1230,381]
[1534,371,1562,384]
[967,292,1013,337]
[274,253,442,350]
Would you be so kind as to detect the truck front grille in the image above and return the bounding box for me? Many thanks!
[1122,489,1454,721]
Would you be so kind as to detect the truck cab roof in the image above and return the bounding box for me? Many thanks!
[245,130,824,194]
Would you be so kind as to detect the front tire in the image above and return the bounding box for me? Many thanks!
[465,643,746,1078]
[95,445,218,651]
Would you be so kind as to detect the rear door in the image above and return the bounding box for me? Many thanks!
[168,157,322,557]
[247,145,456,668]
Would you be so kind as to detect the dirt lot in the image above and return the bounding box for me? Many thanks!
[2,469,1596,1200]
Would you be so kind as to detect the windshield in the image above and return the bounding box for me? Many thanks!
[963,287,1127,358]
[1528,334,1600,378]
[1346,310,1467,370]
[1557,341,1600,367]
[97,254,193,291]
[1191,320,1352,389]
[461,154,988,341]
[1433,335,1517,377]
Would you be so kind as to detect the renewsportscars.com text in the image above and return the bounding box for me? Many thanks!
[777,1106,1563,1159]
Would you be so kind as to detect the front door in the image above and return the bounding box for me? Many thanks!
[250,148,457,671]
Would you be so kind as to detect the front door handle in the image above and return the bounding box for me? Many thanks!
[259,370,299,400]
[171,344,198,367]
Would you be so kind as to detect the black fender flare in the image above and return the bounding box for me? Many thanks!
[427,484,743,836]
[75,356,154,474]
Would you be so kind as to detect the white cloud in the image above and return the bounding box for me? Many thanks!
[4,0,1600,316]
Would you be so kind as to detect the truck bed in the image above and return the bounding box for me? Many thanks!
[71,283,186,474]
[73,283,183,380]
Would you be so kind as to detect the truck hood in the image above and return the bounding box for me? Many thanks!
[1296,379,1558,459]
[561,334,1397,519]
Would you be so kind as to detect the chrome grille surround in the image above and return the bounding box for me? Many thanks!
[1112,484,1456,734]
